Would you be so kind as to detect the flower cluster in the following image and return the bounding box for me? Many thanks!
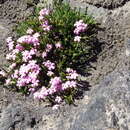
[6,49,19,61]
[3,4,94,110]
[42,20,51,32]
[43,60,55,70]
[0,70,6,77]
[6,37,14,51]
[22,49,37,62]
[17,60,40,87]
[74,20,87,42]
[39,8,50,19]
[17,34,40,47]
[74,20,87,35]
[38,8,51,32]
[66,68,78,80]
[33,69,78,100]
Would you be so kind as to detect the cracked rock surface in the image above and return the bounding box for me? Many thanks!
[0,0,130,130]
[83,0,130,9]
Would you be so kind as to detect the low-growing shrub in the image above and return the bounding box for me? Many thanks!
[0,2,96,109]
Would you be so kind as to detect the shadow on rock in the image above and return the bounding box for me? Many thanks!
[74,24,105,100]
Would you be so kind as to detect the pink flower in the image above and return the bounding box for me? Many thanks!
[74,36,81,42]
[55,96,62,103]
[66,71,78,80]
[50,77,61,86]
[33,86,49,100]
[42,20,51,32]
[15,44,24,51]
[17,60,40,87]
[47,71,54,76]
[55,42,62,48]
[17,35,28,43]
[35,51,41,57]
[40,86,49,97]
[6,37,12,43]
[48,88,56,95]
[13,49,20,54]
[74,20,83,27]
[22,51,32,62]
[43,60,55,70]
[5,78,11,85]
[46,44,52,50]
[6,49,19,61]
[17,35,39,47]
[29,88,35,92]
[45,44,52,52]
[66,68,78,79]
[43,26,51,31]
[62,81,77,90]
[66,68,72,73]
[52,104,59,110]
[38,16,44,21]
[31,80,39,87]
[74,20,87,35]
[74,20,87,28]
[7,41,14,50]
[74,28,80,35]
[6,37,14,50]
[22,49,36,62]
[42,51,47,58]
[17,77,28,87]
[70,81,77,88]
[9,63,16,70]
[34,91,41,99]
[50,77,62,92]
[33,33,40,38]
[6,53,13,60]
[70,72,78,79]
[0,70,6,77]
[42,20,49,25]
[39,8,50,16]
[26,28,34,34]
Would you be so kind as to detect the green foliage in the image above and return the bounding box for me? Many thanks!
[17,3,95,70]
[6,2,97,105]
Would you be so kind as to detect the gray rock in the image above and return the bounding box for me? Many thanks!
[0,0,34,68]
[70,70,130,130]
[64,0,130,9]
[0,66,130,130]
[0,0,34,25]
[0,0,130,130]
[0,22,9,67]
[82,0,130,9]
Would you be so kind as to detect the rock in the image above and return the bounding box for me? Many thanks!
[82,0,130,9]
[0,0,34,25]
[70,69,130,130]
[37,0,54,8]
[0,65,130,130]
[0,22,9,67]
[0,0,34,67]
[64,0,130,9]
[0,0,7,4]
[0,0,130,130]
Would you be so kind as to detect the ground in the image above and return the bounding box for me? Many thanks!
[0,0,130,130]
